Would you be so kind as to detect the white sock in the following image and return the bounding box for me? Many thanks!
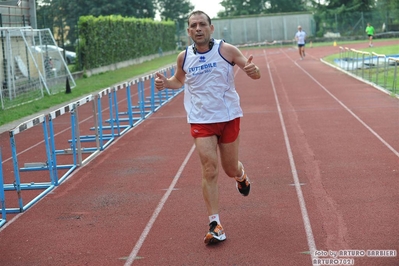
[235,163,245,182]
[209,214,220,224]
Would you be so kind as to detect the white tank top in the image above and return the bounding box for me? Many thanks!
[182,39,243,123]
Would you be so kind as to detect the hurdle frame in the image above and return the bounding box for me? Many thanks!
[6,114,56,213]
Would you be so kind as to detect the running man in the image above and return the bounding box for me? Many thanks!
[295,25,306,60]
[365,23,375,47]
[155,10,261,245]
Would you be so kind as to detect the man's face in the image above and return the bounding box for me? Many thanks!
[187,13,214,46]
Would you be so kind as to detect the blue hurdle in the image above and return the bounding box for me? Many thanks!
[135,66,183,119]
[47,100,84,184]
[63,95,101,166]
[152,67,183,111]
[94,81,138,149]
[0,65,183,215]
[85,81,137,150]
[0,148,6,227]
[6,115,56,213]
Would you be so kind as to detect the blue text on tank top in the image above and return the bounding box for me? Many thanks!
[188,62,217,76]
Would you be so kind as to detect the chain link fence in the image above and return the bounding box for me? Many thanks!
[314,10,399,39]
[209,13,315,46]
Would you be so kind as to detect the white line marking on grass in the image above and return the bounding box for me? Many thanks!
[124,144,196,266]
[264,49,318,264]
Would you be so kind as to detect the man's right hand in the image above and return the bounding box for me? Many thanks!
[155,72,167,91]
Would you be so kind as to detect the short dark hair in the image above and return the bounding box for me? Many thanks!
[187,10,211,26]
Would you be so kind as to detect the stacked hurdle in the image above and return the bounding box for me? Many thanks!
[371,52,388,88]
[5,115,56,213]
[0,65,183,219]
[135,66,183,118]
[60,95,100,166]
[335,47,399,94]
[0,148,6,227]
[93,82,136,149]
[47,95,95,184]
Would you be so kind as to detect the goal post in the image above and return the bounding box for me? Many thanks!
[0,27,76,110]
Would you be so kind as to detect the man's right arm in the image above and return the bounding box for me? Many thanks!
[156,51,186,90]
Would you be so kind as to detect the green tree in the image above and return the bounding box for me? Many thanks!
[219,0,264,17]
[36,0,156,47]
[311,0,378,37]
[157,0,193,21]
[264,0,307,13]
[375,0,399,28]
[157,0,194,45]
[218,0,307,17]
[322,0,374,11]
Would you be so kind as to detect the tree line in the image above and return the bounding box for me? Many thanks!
[36,0,398,47]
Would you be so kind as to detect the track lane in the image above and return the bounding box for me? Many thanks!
[0,43,398,265]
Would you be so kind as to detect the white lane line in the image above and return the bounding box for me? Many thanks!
[264,49,318,263]
[124,144,196,266]
[282,49,399,158]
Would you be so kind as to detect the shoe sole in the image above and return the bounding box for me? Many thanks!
[236,176,251,196]
[204,233,227,245]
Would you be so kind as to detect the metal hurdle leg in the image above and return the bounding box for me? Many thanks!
[111,87,122,136]
[122,82,134,133]
[105,81,138,131]
[141,75,156,119]
[96,89,116,150]
[0,148,6,227]
[126,81,136,128]
[138,78,146,120]
[150,75,156,112]
[129,80,143,127]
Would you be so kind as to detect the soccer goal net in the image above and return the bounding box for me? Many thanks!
[0,27,76,109]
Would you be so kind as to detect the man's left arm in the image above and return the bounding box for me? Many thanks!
[223,43,261,80]
[243,55,261,80]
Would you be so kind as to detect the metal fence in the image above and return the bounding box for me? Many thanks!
[0,27,76,110]
[315,10,399,38]
[186,13,315,46]
[334,47,399,95]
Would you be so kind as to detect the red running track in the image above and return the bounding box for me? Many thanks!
[0,40,398,265]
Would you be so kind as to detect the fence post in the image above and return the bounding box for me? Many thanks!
[389,57,398,94]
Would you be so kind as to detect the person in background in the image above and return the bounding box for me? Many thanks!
[155,10,261,245]
[365,23,375,47]
[295,25,307,60]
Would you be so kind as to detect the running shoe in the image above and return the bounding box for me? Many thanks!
[204,221,226,244]
[236,174,251,196]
